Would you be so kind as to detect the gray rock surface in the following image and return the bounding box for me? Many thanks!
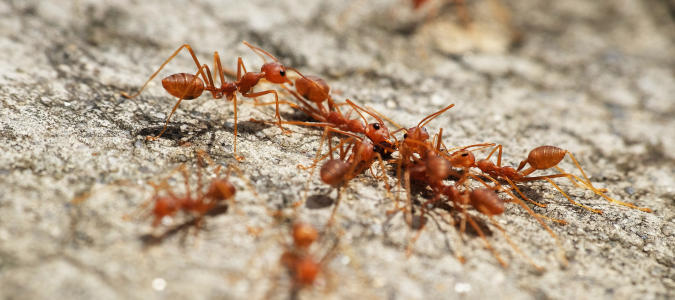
[1,0,675,299]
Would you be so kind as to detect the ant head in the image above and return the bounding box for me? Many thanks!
[296,76,330,103]
[405,126,430,143]
[448,149,475,169]
[426,155,454,181]
[261,62,292,85]
[365,122,392,146]
[351,139,375,163]
[206,179,236,201]
[293,223,318,249]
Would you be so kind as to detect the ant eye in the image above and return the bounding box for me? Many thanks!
[373,123,380,130]
[403,134,408,139]
[461,153,468,157]
[423,127,427,132]
[279,70,285,76]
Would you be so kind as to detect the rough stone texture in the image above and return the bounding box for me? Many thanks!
[1,0,675,299]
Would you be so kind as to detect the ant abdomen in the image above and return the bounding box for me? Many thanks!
[426,155,453,181]
[205,179,236,201]
[526,145,566,170]
[296,76,330,103]
[162,73,205,100]
[320,159,350,185]
[294,257,321,286]
[469,189,505,216]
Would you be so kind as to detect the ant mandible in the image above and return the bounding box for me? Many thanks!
[121,41,309,161]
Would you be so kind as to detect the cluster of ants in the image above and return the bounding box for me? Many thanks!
[117,41,653,293]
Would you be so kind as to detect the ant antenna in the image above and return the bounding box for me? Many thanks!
[366,106,403,129]
[418,104,455,128]
[344,99,370,125]
[243,41,279,62]
[345,99,387,125]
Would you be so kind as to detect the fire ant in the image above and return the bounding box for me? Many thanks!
[121,41,310,161]
[253,73,396,152]
[141,149,258,241]
[298,130,393,226]
[373,103,455,216]
[262,223,341,299]
[395,131,567,267]
[447,144,653,214]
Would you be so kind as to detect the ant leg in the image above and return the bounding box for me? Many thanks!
[502,177,547,207]
[374,153,394,205]
[295,127,331,208]
[404,171,413,226]
[512,198,569,266]
[515,175,602,214]
[327,186,344,227]
[486,215,543,271]
[244,90,290,134]
[466,215,508,268]
[553,166,600,191]
[236,57,249,81]
[479,175,569,266]
[147,63,212,141]
[232,94,243,161]
[253,100,323,121]
[121,44,210,99]
[472,172,547,208]
[483,145,503,162]
[282,85,328,116]
[213,51,226,88]
[525,174,651,213]
[406,193,441,257]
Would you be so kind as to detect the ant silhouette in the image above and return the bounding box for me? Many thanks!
[121,41,311,161]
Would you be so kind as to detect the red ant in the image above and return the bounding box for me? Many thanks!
[371,103,454,216]
[121,41,310,161]
[262,223,341,299]
[143,149,258,239]
[399,132,566,268]
[298,131,393,226]
[446,144,653,214]
[253,72,396,152]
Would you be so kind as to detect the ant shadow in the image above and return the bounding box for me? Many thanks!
[139,204,229,246]
[305,194,335,209]
[398,178,494,238]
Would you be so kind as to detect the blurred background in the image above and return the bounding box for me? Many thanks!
[1,0,674,299]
